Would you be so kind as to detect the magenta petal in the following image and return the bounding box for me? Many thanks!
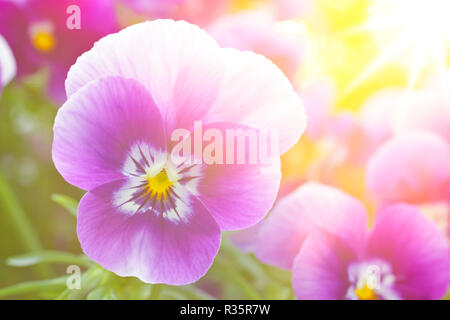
[256,182,367,269]
[66,20,306,154]
[77,179,221,285]
[292,228,356,300]
[367,205,450,299]
[53,76,166,190]
[366,131,450,205]
[204,48,306,154]
[66,20,223,132]
[188,122,281,231]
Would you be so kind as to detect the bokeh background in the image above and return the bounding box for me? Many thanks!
[0,0,449,299]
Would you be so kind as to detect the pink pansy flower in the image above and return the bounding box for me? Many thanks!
[386,75,450,235]
[359,88,405,150]
[255,182,449,299]
[256,182,367,269]
[53,20,306,285]
[0,0,118,101]
[297,80,381,166]
[303,87,403,167]
[0,34,16,94]
[366,131,450,206]
[294,204,449,300]
[367,121,450,237]
[334,88,406,166]
[208,11,304,82]
[394,74,450,145]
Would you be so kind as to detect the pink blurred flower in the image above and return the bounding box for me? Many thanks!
[275,0,313,20]
[0,0,118,101]
[366,78,450,237]
[256,182,367,269]
[394,76,450,145]
[298,79,335,140]
[53,20,306,284]
[256,182,449,299]
[366,131,450,206]
[121,0,186,16]
[208,11,304,82]
[121,0,227,26]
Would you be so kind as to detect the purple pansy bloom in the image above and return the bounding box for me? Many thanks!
[53,20,306,285]
[0,0,118,101]
[256,182,449,299]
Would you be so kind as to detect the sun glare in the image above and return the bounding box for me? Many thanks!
[346,0,450,93]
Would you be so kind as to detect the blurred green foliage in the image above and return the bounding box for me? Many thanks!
[0,71,84,292]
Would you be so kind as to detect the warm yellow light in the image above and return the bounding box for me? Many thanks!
[355,0,450,89]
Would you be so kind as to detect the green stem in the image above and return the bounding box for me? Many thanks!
[149,284,164,300]
[0,277,67,299]
[177,285,216,300]
[221,238,267,280]
[0,170,50,277]
[7,251,92,268]
[215,258,263,300]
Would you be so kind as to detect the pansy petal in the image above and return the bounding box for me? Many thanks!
[77,179,221,285]
[292,228,356,300]
[256,182,367,269]
[227,219,266,252]
[366,131,450,205]
[204,48,306,154]
[66,20,224,132]
[53,76,166,190]
[175,122,282,231]
[367,205,450,299]
[66,20,305,154]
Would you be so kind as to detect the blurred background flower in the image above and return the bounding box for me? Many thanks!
[0,0,118,101]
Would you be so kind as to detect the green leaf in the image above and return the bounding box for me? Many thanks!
[7,250,92,268]
[86,287,108,300]
[0,276,67,299]
[0,170,50,278]
[51,194,78,217]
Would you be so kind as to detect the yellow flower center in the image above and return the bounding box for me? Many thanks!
[145,170,173,200]
[30,22,55,53]
[355,284,378,300]
[32,31,55,52]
